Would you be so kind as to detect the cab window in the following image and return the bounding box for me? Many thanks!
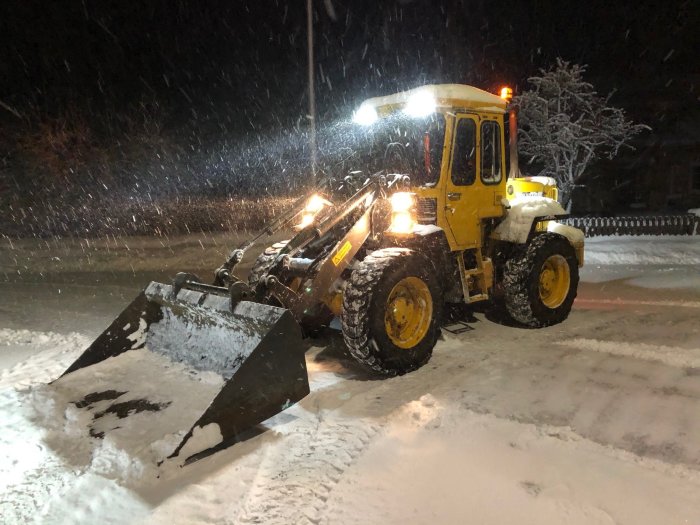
[451,118,476,186]
[348,112,446,187]
[481,121,502,184]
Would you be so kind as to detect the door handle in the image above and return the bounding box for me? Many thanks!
[447,192,462,201]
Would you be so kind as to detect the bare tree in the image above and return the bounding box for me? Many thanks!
[515,59,649,211]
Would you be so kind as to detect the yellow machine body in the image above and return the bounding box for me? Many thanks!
[363,84,509,252]
[506,177,559,201]
[361,84,583,303]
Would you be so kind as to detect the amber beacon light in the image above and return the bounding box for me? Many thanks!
[500,86,513,102]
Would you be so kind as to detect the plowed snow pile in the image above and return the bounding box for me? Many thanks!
[42,348,225,469]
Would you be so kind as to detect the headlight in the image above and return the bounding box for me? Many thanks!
[297,212,315,229]
[296,194,332,229]
[305,194,328,213]
[390,192,415,212]
[388,192,416,234]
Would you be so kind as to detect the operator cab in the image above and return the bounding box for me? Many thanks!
[351,84,509,251]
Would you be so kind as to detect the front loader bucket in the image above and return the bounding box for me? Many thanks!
[51,281,309,463]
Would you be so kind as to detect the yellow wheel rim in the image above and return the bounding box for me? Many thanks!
[538,255,570,308]
[384,276,433,349]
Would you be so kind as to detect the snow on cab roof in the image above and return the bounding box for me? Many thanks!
[361,84,507,114]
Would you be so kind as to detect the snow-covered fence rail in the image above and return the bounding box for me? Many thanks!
[562,214,700,237]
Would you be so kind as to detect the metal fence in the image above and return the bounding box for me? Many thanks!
[562,214,700,237]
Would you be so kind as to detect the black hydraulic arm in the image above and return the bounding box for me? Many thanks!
[213,183,329,285]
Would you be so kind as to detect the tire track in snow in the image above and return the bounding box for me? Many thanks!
[230,355,444,525]
[232,412,382,525]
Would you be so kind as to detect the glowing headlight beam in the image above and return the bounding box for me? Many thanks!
[296,193,332,229]
[352,104,379,126]
[298,212,315,229]
[403,91,436,118]
[388,192,417,234]
[305,193,331,213]
[390,192,416,212]
[389,211,415,234]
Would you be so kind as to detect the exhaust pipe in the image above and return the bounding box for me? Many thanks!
[508,106,520,179]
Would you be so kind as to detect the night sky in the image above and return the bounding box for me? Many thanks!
[0,0,698,212]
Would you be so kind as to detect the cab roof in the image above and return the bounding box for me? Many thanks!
[361,84,507,115]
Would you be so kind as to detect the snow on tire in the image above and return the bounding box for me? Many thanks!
[247,240,289,288]
[503,232,579,327]
[341,248,442,376]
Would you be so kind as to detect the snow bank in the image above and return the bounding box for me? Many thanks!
[584,235,700,265]
[494,196,566,243]
[0,330,88,388]
[0,330,152,524]
[580,235,700,288]
[43,346,226,475]
[0,387,153,525]
[0,327,230,484]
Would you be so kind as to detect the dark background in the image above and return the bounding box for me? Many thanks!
[1,0,698,235]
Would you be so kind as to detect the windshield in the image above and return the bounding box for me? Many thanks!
[341,112,446,187]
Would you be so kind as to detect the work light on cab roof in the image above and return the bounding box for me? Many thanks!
[352,104,378,126]
[402,90,436,118]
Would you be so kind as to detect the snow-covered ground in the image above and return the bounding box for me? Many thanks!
[1,234,700,524]
[581,235,700,289]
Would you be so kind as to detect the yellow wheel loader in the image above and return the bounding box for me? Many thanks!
[54,84,584,462]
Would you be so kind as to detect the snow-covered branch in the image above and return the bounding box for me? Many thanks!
[514,58,649,209]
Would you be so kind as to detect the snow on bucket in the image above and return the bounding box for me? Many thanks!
[51,282,309,463]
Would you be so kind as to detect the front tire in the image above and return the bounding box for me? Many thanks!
[341,248,443,376]
[503,233,579,327]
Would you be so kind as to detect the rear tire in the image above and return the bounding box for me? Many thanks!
[341,248,442,376]
[503,233,579,327]
[248,240,289,288]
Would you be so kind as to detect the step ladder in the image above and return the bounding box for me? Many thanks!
[457,249,492,304]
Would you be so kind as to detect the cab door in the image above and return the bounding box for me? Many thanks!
[444,114,480,248]
[444,113,505,249]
